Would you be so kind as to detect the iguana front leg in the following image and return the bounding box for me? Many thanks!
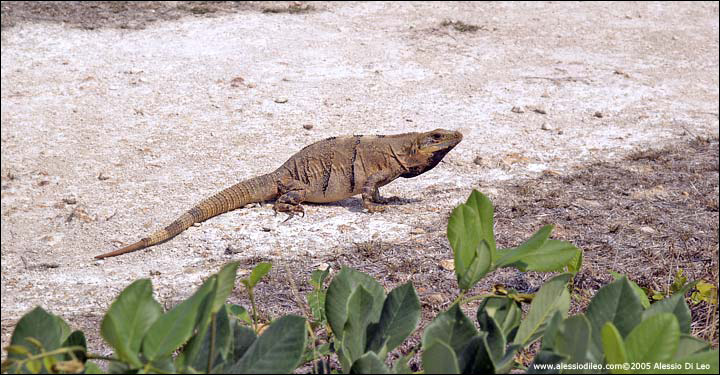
[273,177,308,220]
[362,170,400,212]
[371,189,403,205]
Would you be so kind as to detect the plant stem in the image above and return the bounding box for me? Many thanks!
[458,293,496,306]
[451,290,467,306]
[207,312,217,373]
[248,288,259,332]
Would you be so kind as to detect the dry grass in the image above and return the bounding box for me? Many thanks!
[440,19,483,33]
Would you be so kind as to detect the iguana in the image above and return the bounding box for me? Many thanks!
[95,129,463,259]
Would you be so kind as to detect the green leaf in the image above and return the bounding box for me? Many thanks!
[25,360,41,374]
[325,267,386,342]
[211,262,241,313]
[601,323,629,374]
[307,290,327,324]
[308,268,330,324]
[349,351,390,374]
[340,286,376,370]
[447,191,500,291]
[674,334,711,359]
[423,340,460,374]
[391,350,415,374]
[366,282,421,359]
[457,240,493,291]
[498,239,580,272]
[669,269,688,294]
[447,203,482,276]
[180,262,241,368]
[6,345,30,356]
[586,276,644,362]
[643,289,692,334]
[610,271,651,309]
[142,276,216,361]
[495,224,553,269]
[477,296,521,342]
[464,190,497,263]
[691,280,718,305]
[228,304,252,325]
[495,344,522,374]
[229,322,257,362]
[62,330,87,362]
[422,304,478,356]
[539,310,563,351]
[567,248,583,274]
[625,313,679,363]
[8,307,71,373]
[476,309,505,364]
[188,305,233,372]
[551,314,592,364]
[101,279,162,368]
[229,315,307,373]
[310,268,330,288]
[513,273,572,347]
[457,335,495,374]
[242,262,272,289]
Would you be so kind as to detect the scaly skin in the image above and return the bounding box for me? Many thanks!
[94,129,462,259]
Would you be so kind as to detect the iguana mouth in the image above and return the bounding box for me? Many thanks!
[401,146,457,178]
[427,139,461,152]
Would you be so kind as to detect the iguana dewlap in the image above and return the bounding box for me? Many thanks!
[95,129,462,259]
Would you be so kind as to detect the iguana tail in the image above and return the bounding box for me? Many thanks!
[95,173,279,259]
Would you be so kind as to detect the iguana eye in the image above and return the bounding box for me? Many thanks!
[432,133,442,140]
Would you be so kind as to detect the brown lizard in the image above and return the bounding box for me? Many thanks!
[94,129,463,259]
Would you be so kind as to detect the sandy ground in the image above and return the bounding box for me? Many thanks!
[1,1,718,363]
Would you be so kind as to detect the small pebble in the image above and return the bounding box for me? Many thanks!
[440,259,455,271]
[425,293,444,306]
[303,124,314,130]
[639,226,656,234]
[511,106,525,113]
[230,77,245,87]
[274,97,288,104]
[316,262,330,271]
[528,105,547,114]
[541,123,552,131]
[594,111,604,118]
[225,245,242,254]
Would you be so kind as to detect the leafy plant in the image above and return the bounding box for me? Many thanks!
[2,190,717,374]
[2,262,307,374]
[447,190,582,296]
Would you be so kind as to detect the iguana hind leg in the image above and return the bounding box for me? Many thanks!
[273,178,308,220]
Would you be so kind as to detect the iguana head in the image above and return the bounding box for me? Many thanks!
[401,129,463,178]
